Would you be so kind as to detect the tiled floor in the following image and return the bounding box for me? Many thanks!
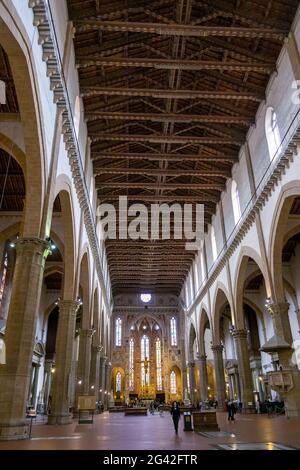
[0,411,300,450]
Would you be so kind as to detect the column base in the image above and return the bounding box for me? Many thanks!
[47,413,73,425]
[0,423,29,441]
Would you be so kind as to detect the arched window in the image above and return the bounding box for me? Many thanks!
[187,369,190,393]
[116,372,122,392]
[170,317,177,346]
[170,371,177,394]
[129,338,134,390]
[231,180,241,225]
[141,335,150,386]
[211,226,217,262]
[74,95,81,136]
[115,317,122,346]
[265,107,281,160]
[0,251,8,308]
[156,338,162,390]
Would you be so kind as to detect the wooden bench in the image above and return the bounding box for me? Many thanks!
[124,408,148,416]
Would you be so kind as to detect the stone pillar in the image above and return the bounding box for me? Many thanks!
[234,373,241,401]
[99,356,107,404]
[0,237,50,440]
[198,355,208,402]
[48,300,80,424]
[89,345,102,401]
[232,329,254,408]
[43,359,54,414]
[77,328,94,397]
[228,374,234,400]
[268,302,293,347]
[105,361,112,408]
[31,363,41,409]
[188,362,196,405]
[211,345,226,409]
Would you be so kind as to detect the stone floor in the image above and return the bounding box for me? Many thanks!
[0,411,300,450]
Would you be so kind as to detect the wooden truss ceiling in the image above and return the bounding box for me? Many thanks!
[68,0,297,295]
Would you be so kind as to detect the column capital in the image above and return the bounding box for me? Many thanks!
[79,328,95,338]
[266,302,289,316]
[15,237,51,257]
[92,345,103,354]
[232,329,248,339]
[187,361,195,368]
[58,300,81,317]
[211,344,223,353]
[199,354,207,361]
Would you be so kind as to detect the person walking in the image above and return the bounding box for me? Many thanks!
[170,401,181,434]
[227,400,236,421]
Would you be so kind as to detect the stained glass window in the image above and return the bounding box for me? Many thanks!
[129,338,134,390]
[156,338,162,390]
[141,335,150,386]
[115,317,122,346]
[116,371,121,392]
[0,252,8,307]
[170,371,177,394]
[170,316,177,346]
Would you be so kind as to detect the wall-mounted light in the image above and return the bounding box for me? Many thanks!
[100,389,102,393]
[9,242,15,248]
[265,297,271,308]
[104,391,107,394]
[207,386,210,390]
[51,367,56,374]
[91,385,95,390]
[78,380,82,385]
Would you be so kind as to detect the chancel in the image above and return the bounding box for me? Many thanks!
[0,0,300,452]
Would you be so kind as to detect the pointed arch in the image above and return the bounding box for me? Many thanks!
[268,182,300,303]
[0,11,46,236]
[212,283,232,344]
[199,308,210,356]
[233,246,270,328]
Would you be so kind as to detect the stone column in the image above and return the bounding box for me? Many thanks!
[228,375,234,400]
[234,373,241,401]
[199,355,208,402]
[0,237,50,440]
[76,329,94,399]
[99,356,107,404]
[31,363,41,409]
[43,359,54,414]
[48,300,80,424]
[89,345,102,401]
[211,344,226,409]
[188,362,197,405]
[105,361,112,408]
[232,329,254,408]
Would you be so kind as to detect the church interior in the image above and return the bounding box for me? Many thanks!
[0,0,300,451]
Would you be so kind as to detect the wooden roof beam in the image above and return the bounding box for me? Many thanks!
[74,20,287,40]
[91,134,243,145]
[98,194,219,202]
[91,152,237,163]
[86,112,252,125]
[77,57,273,73]
[94,167,230,178]
[96,182,223,190]
[81,87,263,101]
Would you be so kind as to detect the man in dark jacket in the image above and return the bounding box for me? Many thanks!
[170,401,181,434]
